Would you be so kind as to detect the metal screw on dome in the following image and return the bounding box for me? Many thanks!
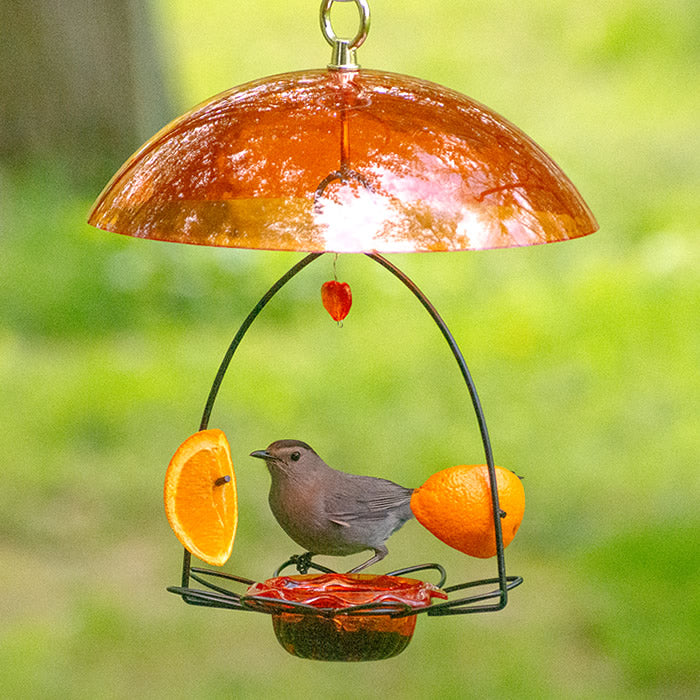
[320,0,371,70]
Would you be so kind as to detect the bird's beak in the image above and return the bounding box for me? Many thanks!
[250,449,271,460]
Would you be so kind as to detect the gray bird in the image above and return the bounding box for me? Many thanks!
[250,440,415,573]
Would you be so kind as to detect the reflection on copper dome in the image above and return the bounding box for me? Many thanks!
[88,69,597,253]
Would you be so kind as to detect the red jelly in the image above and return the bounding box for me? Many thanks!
[245,573,447,661]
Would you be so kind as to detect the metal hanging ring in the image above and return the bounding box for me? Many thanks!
[320,0,370,50]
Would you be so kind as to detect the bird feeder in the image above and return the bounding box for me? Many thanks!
[88,0,597,661]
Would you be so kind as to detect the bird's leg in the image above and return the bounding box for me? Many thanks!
[290,551,315,574]
[347,546,388,574]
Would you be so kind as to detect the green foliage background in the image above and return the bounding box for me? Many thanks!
[1,0,698,697]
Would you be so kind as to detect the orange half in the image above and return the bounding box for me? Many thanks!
[164,429,238,566]
[411,464,524,558]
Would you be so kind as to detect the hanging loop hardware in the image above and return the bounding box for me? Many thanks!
[320,0,371,70]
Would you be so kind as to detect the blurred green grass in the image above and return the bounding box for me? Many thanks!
[1,0,699,697]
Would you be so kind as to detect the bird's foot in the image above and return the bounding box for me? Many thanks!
[289,552,315,574]
[347,546,387,574]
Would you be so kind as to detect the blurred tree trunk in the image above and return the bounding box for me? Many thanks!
[0,0,173,190]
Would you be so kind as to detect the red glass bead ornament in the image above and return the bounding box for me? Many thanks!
[321,280,352,321]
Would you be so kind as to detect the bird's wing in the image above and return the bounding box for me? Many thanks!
[324,474,414,523]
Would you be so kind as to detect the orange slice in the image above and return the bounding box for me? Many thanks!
[411,464,524,558]
[164,429,237,566]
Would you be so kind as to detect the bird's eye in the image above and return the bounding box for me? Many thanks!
[291,451,301,462]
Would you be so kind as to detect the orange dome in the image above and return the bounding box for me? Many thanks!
[88,69,597,253]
